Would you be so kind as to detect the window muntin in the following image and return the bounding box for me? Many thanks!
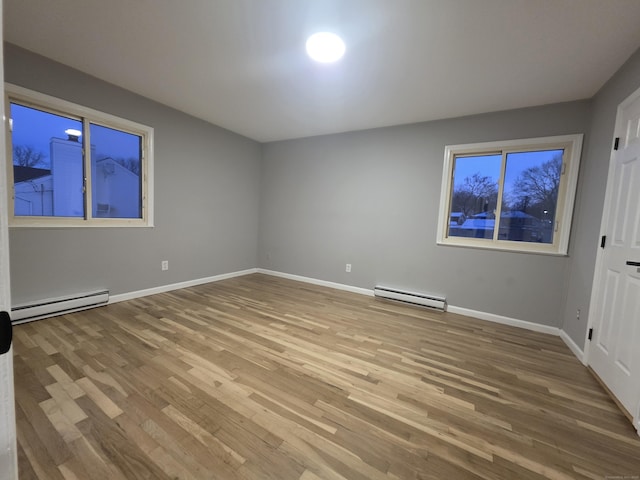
[5,84,153,227]
[438,135,583,255]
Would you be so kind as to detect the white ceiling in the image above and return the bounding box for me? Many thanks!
[5,0,640,142]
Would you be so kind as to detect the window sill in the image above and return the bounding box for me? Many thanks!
[9,219,154,228]
[437,239,569,256]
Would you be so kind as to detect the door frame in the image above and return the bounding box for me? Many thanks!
[0,2,19,475]
[584,84,640,433]
[0,6,19,472]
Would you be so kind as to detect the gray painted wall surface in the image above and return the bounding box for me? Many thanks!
[6,45,262,305]
[8,40,639,339]
[259,102,592,327]
[562,47,640,349]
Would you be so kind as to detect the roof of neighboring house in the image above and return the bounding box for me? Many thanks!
[13,166,51,183]
[459,219,495,230]
[501,211,537,219]
[471,210,539,220]
[472,212,494,219]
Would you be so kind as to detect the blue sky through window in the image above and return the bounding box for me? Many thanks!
[453,150,563,195]
[11,103,140,168]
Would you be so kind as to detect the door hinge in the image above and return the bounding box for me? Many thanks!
[614,137,620,150]
[588,328,593,341]
[601,235,606,249]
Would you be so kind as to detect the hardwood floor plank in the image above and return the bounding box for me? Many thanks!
[15,388,72,468]
[43,383,88,425]
[14,273,640,479]
[16,443,39,480]
[73,396,168,480]
[65,436,128,480]
[46,365,85,400]
[161,403,246,468]
[15,416,67,480]
[75,378,123,419]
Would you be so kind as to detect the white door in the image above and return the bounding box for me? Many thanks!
[0,2,18,477]
[588,86,640,433]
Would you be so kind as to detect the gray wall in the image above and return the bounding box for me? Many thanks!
[259,102,592,327]
[8,40,639,340]
[562,47,640,349]
[6,44,262,305]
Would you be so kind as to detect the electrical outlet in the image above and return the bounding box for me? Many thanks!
[345,263,351,273]
[161,260,169,271]
[576,308,580,320]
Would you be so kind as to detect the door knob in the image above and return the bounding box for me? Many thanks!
[626,261,640,267]
[0,311,11,355]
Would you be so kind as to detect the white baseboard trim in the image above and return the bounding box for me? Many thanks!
[256,269,374,297]
[109,268,258,304]
[559,329,586,364]
[257,269,561,337]
[446,305,561,336]
[108,267,584,365]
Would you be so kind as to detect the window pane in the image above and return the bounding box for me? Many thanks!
[500,149,563,244]
[448,154,501,239]
[11,103,84,217]
[90,123,142,219]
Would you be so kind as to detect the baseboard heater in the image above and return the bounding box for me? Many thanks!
[374,286,446,311]
[11,290,109,324]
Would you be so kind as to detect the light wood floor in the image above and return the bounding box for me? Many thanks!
[13,273,640,479]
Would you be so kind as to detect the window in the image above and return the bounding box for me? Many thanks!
[437,134,583,255]
[5,84,153,227]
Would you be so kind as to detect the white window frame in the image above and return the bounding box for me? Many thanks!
[5,84,154,227]
[436,134,583,255]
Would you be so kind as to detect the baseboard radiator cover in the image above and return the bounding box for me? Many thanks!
[374,286,446,311]
[11,290,109,324]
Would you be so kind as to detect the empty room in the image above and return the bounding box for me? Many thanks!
[1,1,640,479]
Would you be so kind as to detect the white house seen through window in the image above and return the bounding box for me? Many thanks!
[6,84,153,227]
[437,135,583,255]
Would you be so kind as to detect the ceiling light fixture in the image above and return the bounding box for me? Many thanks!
[306,32,345,63]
